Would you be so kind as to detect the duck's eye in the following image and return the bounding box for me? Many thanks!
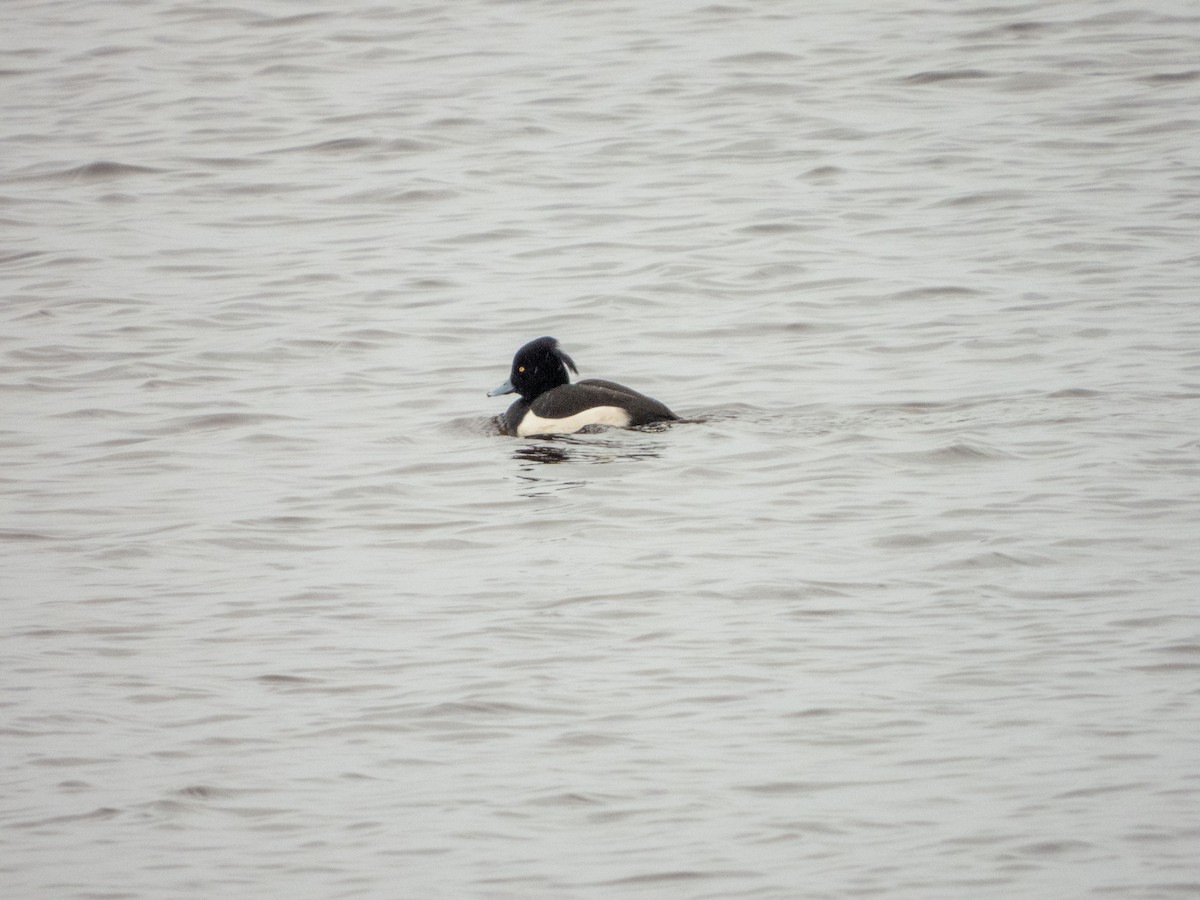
[518,366,525,373]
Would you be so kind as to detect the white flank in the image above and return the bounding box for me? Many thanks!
[517,406,632,436]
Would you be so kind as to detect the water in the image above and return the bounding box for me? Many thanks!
[3,1,1199,897]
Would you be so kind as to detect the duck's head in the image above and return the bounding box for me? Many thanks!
[488,336,578,401]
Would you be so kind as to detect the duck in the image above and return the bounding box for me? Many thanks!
[488,336,679,437]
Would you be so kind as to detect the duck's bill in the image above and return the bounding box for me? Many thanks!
[488,379,515,397]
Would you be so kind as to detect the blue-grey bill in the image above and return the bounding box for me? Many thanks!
[488,379,515,397]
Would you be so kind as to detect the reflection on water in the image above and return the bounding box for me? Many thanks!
[512,430,668,463]
[513,442,574,465]
[509,429,672,494]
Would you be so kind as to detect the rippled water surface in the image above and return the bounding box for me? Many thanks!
[4,1,1200,897]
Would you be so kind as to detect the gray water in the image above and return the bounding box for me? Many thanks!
[3,1,1199,897]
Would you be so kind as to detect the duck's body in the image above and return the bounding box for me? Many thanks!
[489,337,678,437]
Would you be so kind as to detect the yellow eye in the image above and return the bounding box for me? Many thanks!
[518,366,525,373]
